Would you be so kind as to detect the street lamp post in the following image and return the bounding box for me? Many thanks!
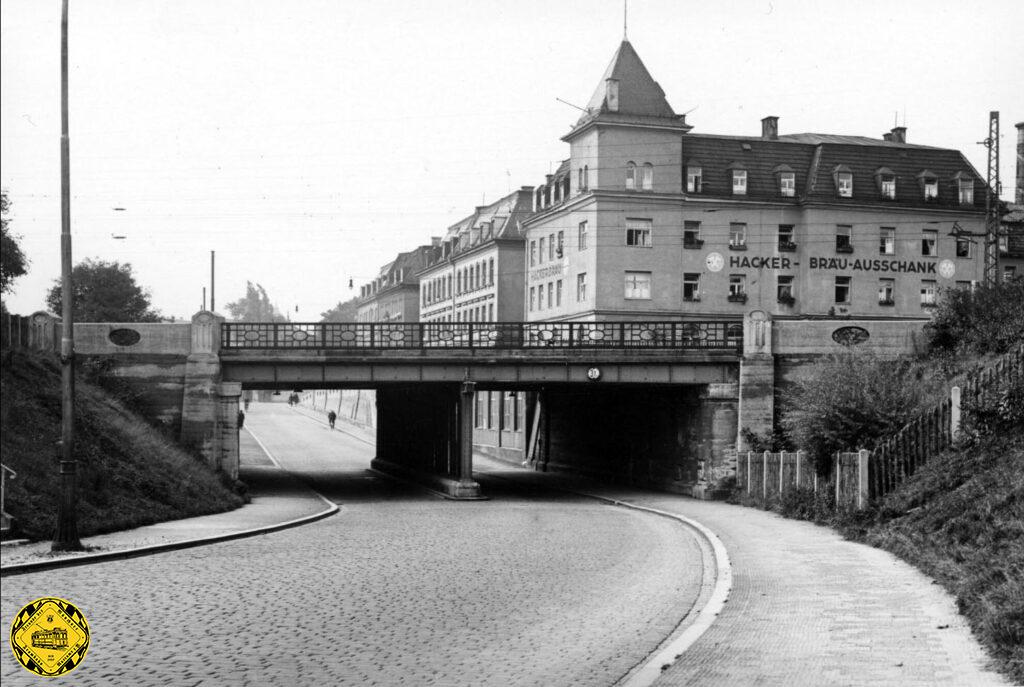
[53,0,82,551]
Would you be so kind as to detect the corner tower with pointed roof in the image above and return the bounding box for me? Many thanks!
[564,40,691,197]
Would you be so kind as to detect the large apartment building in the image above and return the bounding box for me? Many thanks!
[523,40,988,323]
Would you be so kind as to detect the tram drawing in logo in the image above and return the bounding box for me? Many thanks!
[31,626,69,650]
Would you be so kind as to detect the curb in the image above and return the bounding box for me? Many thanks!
[1,431,339,578]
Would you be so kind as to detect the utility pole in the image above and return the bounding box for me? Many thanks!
[53,0,82,552]
[982,111,1001,285]
[210,250,216,312]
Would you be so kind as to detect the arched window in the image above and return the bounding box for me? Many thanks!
[642,163,653,190]
[625,162,637,190]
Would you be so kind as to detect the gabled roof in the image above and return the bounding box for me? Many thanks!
[566,41,690,140]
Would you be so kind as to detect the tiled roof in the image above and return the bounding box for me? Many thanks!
[681,133,985,210]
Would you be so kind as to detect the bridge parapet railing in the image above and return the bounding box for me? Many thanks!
[221,321,744,352]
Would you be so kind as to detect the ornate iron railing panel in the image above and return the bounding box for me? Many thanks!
[221,321,743,352]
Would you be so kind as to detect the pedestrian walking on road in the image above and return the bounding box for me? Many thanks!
[327,410,337,430]
[237,409,245,429]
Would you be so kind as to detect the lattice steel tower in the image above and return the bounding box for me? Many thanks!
[982,111,1000,285]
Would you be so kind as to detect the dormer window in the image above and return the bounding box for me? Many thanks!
[772,164,795,197]
[917,170,938,201]
[875,168,897,200]
[641,163,653,191]
[626,162,637,190]
[833,166,853,197]
[686,162,702,193]
[732,169,747,195]
[956,174,974,205]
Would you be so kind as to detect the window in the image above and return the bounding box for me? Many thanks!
[959,178,974,205]
[837,172,853,197]
[921,229,938,256]
[641,163,653,191]
[686,165,702,193]
[626,162,637,190]
[880,174,896,199]
[878,278,895,305]
[955,280,973,291]
[489,391,500,429]
[556,231,564,258]
[999,234,1009,254]
[578,168,585,192]
[777,275,794,304]
[956,236,972,258]
[475,392,487,428]
[728,274,747,301]
[836,225,853,253]
[729,222,747,248]
[576,273,587,302]
[502,392,516,431]
[548,234,555,261]
[583,165,589,190]
[923,178,938,200]
[529,240,536,267]
[529,286,535,312]
[457,271,463,294]
[683,221,703,248]
[879,227,895,255]
[835,276,851,304]
[1004,266,1017,282]
[732,170,747,195]
[626,218,652,247]
[538,237,545,264]
[489,259,494,285]
[547,282,554,309]
[556,280,562,306]
[537,284,544,310]
[779,172,796,197]
[683,273,700,301]
[578,221,588,250]
[778,225,795,251]
[920,280,936,306]
[624,271,651,299]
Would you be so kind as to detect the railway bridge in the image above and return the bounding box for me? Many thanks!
[23,309,923,498]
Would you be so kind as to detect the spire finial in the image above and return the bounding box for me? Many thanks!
[624,0,628,40]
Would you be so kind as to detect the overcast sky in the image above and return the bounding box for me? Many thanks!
[2,0,1022,321]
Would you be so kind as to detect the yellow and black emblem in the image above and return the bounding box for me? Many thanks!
[9,597,90,677]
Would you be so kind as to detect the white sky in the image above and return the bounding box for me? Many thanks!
[2,0,1023,321]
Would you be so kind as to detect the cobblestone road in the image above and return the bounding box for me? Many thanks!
[1,404,704,686]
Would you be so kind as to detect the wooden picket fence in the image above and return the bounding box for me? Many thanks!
[0,311,62,354]
[869,343,1023,500]
[736,449,870,510]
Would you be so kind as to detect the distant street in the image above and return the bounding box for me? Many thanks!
[1,402,704,686]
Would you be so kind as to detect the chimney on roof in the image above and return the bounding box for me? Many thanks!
[761,116,779,140]
[882,132,894,142]
[605,79,619,112]
[891,126,907,144]
[431,236,441,247]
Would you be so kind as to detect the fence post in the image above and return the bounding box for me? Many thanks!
[857,449,870,509]
[746,451,752,495]
[795,450,802,489]
[762,450,769,500]
[779,452,784,496]
[950,386,961,440]
[834,452,840,507]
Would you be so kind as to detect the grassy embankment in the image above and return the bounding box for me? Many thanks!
[1,348,246,541]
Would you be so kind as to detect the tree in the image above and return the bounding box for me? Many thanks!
[224,282,285,322]
[320,296,359,322]
[1,190,29,294]
[46,258,161,322]
[779,352,949,473]
[924,279,1024,356]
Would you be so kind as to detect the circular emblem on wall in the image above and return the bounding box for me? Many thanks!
[587,366,602,381]
[108,328,141,346]
[832,326,870,346]
[705,252,725,273]
[9,597,90,677]
[938,259,956,279]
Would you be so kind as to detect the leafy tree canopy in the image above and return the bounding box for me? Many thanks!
[46,258,161,322]
[924,278,1024,356]
[1,190,29,294]
[224,282,286,322]
[320,297,359,322]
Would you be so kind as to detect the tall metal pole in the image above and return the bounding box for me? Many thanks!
[210,250,216,312]
[983,111,1001,286]
[53,0,82,551]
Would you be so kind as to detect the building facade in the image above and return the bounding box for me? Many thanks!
[356,245,435,322]
[522,41,988,323]
[417,188,535,323]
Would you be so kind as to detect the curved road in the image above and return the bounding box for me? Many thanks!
[1,403,705,686]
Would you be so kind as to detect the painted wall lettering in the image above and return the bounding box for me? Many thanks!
[808,257,937,274]
[729,256,792,269]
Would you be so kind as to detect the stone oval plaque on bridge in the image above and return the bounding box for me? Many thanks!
[538,329,555,342]
[586,329,606,341]
[388,330,406,342]
[107,328,141,347]
[291,330,309,342]
[832,326,870,346]
[340,329,357,341]
[243,329,262,342]
[437,329,455,341]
